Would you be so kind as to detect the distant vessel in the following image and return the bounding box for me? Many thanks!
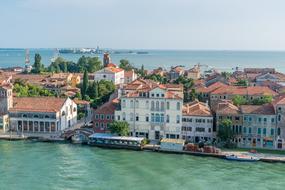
[59,47,103,54]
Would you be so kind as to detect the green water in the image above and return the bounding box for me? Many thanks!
[0,141,284,190]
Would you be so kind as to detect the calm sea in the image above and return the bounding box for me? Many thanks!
[0,141,284,190]
[1,49,285,72]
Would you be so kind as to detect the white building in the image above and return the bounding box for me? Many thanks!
[94,66,124,85]
[182,101,214,143]
[9,97,77,134]
[124,69,138,84]
[115,83,183,140]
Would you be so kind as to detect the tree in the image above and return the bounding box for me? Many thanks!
[251,95,273,105]
[32,53,44,73]
[221,72,231,80]
[108,121,130,136]
[232,95,247,106]
[81,70,89,99]
[217,119,234,142]
[235,79,248,86]
[119,59,134,71]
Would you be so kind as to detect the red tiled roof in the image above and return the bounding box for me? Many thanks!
[215,101,240,115]
[94,101,116,115]
[106,63,117,68]
[196,82,227,93]
[183,100,212,117]
[211,86,278,96]
[240,104,275,115]
[73,98,90,105]
[10,97,68,113]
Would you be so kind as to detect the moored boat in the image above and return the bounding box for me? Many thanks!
[226,154,260,162]
[88,133,145,150]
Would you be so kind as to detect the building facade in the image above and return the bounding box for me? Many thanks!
[94,67,124,85]
[182,101,214,143]
[115,85,183,140]
[9,97,77,134]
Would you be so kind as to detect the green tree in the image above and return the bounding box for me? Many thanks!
[235,79,248,86]
[119,59,134,71]
[221,72,231,79]
[251,95,273,105]
[32,53,44,73]
[232,95,247,106]
[81,70,89,99]
[217,119,234,142]
[108,121,130,136]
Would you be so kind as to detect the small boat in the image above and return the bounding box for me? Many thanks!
[226,154,260,162]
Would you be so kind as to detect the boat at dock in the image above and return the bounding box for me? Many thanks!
[226,154,260,162]
[88,133,144,150]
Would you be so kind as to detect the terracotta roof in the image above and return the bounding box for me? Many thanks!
[183,100,212,117]
[106,67,124,73]
[94,101,116,114]
[215,101,240,115]
[211,86,278,96]
[196,82,228,93]
[240,104,275,115]
[73,98,90,105]
[10,97,68,113]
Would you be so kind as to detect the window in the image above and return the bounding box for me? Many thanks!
[278,115,281,121]
[122,113,126,121]
[130,100,134,108]
[271,118,275,123]
[278,128,281,135]
[263,128,266,135]
[146,101,149,109]
[122,100,126,108]
[166,115,170,123]
[146,115,149,122]
[258,128,261,134]
[235,117,240,121]
[161,94,165,97]
[151,101,155,110]
[100,114,104,120]
[136,114,139,121]
[156,93,159,97]
[156,101,159,111]
[160,114,164,123]
[208,128,211,133]
[135,100,139,108]
[249,127,252,134]
[176,102,181,110]
[271,128,274,136]
[155,113,160,123]
[176,115,180,124]
[161,102,165,111]
[106,115,110,120]
[243,127,247,133]
[151,93,154,97]
[263,118,267,123]
[166,102,170,110]
[130,113,134,121]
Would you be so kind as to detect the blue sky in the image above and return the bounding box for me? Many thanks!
[0,0,285,50]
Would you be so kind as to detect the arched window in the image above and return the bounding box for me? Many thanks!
[45,115,50,119]
[155,113,160,123]
[156,101,159,111]
[130,100,134,108]
[22,114,27,118]
[278,128,281,135]
[271,128,275,136]
[34,115,39,118]
[161,102,165,111]
[122,112,126,121]
[62,111,66,116]
[160,114,164,122]
[151,101,155,110]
